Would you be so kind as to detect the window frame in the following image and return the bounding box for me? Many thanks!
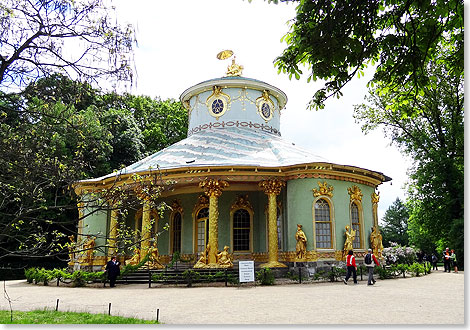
[169,211,183,254]
[312,196,335,250]
[230,207,254,254]
[350,200,364,250]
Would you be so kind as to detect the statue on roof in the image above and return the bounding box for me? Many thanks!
[217,49,243,77]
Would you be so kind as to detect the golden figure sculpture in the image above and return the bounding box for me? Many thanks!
[125,247,141,266]
[68,235,76,262]
[147,242,164,269]
[194,243,211,269]
[370,226,384,258]
[216,246,233,268]
[295,224,307,260]
[343,225,356,259]
[83,236,96,264]
[226,57,244,76]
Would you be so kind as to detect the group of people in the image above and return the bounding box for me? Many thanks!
[343,249,380,286]
[442,247,458,273]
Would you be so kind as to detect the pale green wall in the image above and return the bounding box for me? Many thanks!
[81,197,108,257]
[114,178,376,257]
[155,191,268,255]
[286,178,376,252]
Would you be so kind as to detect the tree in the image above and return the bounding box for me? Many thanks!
[0,75,188,264]
[354,49,464,266]
[274,0,463,110]
[380,198,409,247]
[0,0,135,89]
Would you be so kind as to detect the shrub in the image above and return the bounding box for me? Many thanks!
[24,268,37,284]
[409,262,425,277]
[71,271,86,287]
[327,266,346,282]
[375,266,394,280]
[256,267,275,285]
[382,243,417,265]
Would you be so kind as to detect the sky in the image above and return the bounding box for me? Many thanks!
[113,0,412,222]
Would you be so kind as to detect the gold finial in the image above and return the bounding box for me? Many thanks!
[216,49,243,77]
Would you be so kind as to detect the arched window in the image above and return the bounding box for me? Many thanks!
[350,202,362,249]
[196,207,209,253]
[233,209,251,252]
[171,212,182,253]
[314,198,333,249]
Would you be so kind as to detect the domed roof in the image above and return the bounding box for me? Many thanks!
[79,75,390,185]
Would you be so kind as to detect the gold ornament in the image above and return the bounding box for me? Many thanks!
[125,247,141,266]
[216,246,234,268]
[230,194,254,213]
[199,179,229,197]
[313,181,334,198]
[342,225,356,260]
[295,224,307,260]
[348,185,363,202]
[370,226,384,258]
[371,191,380,204]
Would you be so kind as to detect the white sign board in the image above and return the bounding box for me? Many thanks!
[238,260,255,283]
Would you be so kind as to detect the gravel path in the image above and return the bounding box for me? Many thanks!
[0,271,464,325]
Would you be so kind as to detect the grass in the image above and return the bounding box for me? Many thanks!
[0,310,159,324]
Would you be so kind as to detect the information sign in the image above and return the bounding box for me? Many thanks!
[238,260,255,283]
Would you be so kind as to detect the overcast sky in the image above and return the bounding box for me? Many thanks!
[113,0,412,221]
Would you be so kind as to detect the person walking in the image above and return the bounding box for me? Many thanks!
[343,250,357,285]
[364,248,380,285]
[443,248,451,272]
[431,254,438,270]
[105,256,121,287]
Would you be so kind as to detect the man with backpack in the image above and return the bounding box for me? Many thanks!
[364,248,380,285]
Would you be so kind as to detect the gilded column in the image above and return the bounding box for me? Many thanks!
[260,179,287,268]
[371,192,380,228]
[77,201,84,240]
[107,206,119,257]
[140,200,151,261]
[199,179,229,264]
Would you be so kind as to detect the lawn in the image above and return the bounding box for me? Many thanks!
[0,310,159,324]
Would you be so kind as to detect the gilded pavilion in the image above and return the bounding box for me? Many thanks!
[73,54,390,272]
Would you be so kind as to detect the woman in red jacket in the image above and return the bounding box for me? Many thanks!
[343,250,357,285]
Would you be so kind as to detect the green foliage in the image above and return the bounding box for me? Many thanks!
[374,266,394,280]
[391,264,409,278]
[326,266,346,282]
[275,0,463,110]
[355,49,464,269]
[380,198,409,247]
[0,310,159,324]
[408,262,425,277]
[256,267,275,285]
[24,267,104,287]
[0,74,188,261]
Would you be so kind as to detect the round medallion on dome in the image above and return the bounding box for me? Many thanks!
[211,99,224,114]
[205,86,230,120]
[256,90,274,122]
[260,102,271,120]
